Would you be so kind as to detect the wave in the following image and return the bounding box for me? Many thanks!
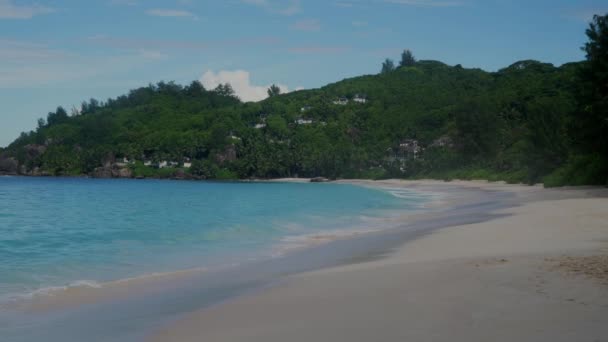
[0,267,210,310]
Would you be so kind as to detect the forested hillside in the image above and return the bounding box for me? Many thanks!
[1,14,606,186]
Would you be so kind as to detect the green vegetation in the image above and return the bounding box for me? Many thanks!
[2,14,607,186]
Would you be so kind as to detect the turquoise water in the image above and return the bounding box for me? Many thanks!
[0,177,423,303]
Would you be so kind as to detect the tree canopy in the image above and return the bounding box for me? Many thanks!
[267,84,281,97]
[2,17,607,186]
[400,49,416,67]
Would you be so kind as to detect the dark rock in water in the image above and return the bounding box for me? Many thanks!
[92,167,113,178]
[24,166,50,177]
[92,163,133,179]
[113,167,133,179]
[310,177,330,183]
[0,156,19,175]
[173,169,192,180]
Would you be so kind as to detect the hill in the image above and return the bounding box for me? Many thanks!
[0,57,605,186]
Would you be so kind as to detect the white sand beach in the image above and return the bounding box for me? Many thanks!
[149,180,608,342]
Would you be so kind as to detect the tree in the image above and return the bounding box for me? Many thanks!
[399,49,416,67]
[186,80,205,96]
[453,100,502,159]
[267,84,281,97]
[37,118,46,130]
[214,83,236,97]
[568,13,608,184]
[46,106,69,126]
[576,14,608,156]
[381,58,395,74]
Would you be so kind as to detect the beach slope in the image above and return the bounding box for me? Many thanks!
[150,183,608,342]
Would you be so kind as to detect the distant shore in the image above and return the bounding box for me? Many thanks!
[150,180,608,342]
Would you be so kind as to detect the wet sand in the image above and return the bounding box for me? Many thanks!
[149,180,608,342]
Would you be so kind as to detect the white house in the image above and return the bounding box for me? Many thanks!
[254,123,267,129]
[300,106,313,112]
[353,94,368,104]
[183,162,192,168]
[144,161,153,167]
[399,139,422,159]
[332,97,349,105]
[296,118,313,125]
[158,161,168,168]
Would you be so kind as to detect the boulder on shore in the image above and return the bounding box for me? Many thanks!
[0,156,19,175]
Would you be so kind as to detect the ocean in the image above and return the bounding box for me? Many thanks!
[0,177,428,306]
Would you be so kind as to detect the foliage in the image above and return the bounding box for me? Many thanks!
[399,49,416,67]
[380,58,395,74]
[267,84,281,97]
[3,19,608,186]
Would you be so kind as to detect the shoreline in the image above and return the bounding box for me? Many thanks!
[149,180,608,342]
[2,179,606,341]
[1,179,516,342]
[0,179,436,309]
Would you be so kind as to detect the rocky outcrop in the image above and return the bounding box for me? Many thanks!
[0,156,19,175]
[24,144,47,159]
[310,177,330,183]
[91,162,133,179]
[215,144,237,165]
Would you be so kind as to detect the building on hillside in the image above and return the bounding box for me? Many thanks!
[399,139,422,159]
[430,135,454,148]
[228,132,242,141]
[353,94,368,104]
[158,161,178,169]
[295,118,313,125]
[332,97,349,105]
[300,105,313,112]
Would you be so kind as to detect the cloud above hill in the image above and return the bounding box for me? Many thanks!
[200,70,289,102]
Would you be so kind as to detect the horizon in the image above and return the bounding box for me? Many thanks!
[1,0,606,147]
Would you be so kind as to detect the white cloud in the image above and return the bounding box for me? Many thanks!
[288,46,349,54]
[200,70,289,102]
[383,0,463,7]
[0,0,53,19]
[241,0,301,16]
[0,39,68,60]
[137,49,168,60]
[109,0,138,6]
[291,18,321,31]
[145,8,196,18]
[242,0,268,5]
[0,39,168,88]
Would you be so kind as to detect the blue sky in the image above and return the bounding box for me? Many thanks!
[1,0,606,147]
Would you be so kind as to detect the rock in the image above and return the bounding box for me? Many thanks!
[215,144,237,165]
[114,167,133,179]
[24,144,47,158]
[173,169,189,180]
[92,167,113,178]
[310,177,330,183]
[92,163,132,179]
[0,156,19,175]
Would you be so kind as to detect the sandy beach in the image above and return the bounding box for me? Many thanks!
[149,180,608,342]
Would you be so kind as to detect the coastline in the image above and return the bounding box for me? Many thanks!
[149,180,608,342]
[2,178,468,342]
[2,179,606,341]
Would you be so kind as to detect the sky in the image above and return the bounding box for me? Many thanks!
[1,0,606,147]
